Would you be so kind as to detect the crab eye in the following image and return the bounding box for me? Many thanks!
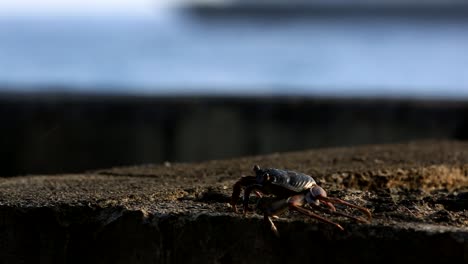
[263,173,270,182]
[310,185,327,198]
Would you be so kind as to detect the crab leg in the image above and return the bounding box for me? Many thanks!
[264,213,280,237]
[261,197,290,237]
[289,205,345,231]
[317,196,372,221]
[262,195,346,236]
[331,210,370,223]
[310,203,369,224]
[230,176,257,213]
[242,184,264,215]
[288,194,345,231]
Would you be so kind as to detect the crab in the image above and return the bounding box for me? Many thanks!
[230,165,372,235]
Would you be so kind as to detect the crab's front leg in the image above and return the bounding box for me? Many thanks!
[317,196,372,222]
[261,194,346,237]
[309,185,372,222]
[288,199,345,231]
[230,176,257,213]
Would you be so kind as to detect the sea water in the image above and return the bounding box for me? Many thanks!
[0,9,468,98]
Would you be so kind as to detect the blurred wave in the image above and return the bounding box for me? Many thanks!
[0,4,468,99]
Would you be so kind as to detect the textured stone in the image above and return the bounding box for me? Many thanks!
[0,140,467,263]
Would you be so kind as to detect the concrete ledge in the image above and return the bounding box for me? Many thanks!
[1,140,467,263]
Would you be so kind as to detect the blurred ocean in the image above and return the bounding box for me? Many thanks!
[1,7,468,98]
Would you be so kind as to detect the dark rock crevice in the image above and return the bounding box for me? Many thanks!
[0,205,466,264]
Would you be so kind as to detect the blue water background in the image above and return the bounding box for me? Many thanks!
[1,9,468,98]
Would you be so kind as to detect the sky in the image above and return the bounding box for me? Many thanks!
[0,0,178,16]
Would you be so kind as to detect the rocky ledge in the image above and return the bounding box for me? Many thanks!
[0,140,467,264]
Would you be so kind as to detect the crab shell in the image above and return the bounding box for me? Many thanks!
[255,167,317,195]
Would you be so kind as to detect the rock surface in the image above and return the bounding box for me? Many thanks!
[0,140,467,263]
